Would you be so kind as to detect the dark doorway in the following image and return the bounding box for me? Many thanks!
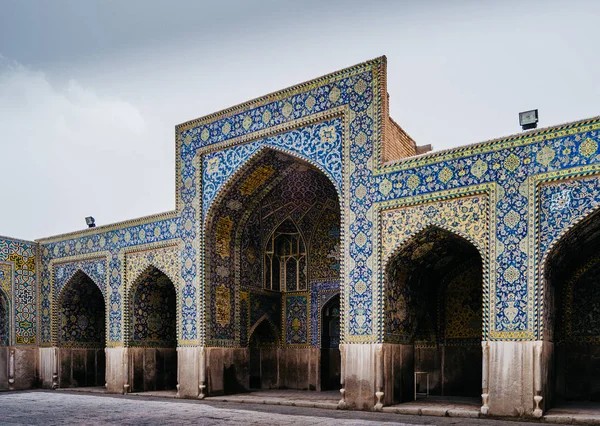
[248,319,278,390]
[129,267,177,392]
[321,294,341,391]
[58,271,106,388]
[385,227,483,402]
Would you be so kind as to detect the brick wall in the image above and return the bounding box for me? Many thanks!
[382,116,417,163]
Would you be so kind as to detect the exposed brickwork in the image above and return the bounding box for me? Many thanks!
[383,116,418,162]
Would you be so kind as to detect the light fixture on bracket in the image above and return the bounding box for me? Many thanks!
[519,109,539,131]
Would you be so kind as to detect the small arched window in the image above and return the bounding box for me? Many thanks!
[265,219,307,291]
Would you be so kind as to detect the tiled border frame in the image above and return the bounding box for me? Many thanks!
[377,117,600,175]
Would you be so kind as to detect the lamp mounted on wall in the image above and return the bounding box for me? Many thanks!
[519,109,539,131]
[85,216,96,228]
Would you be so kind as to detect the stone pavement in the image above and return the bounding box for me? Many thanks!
[0,390,571,425]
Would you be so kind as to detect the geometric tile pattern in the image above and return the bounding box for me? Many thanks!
[57,271,105,348]
[0,236,36,345]
[285,294,309,345]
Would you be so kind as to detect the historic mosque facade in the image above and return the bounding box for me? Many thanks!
[1,57,600,417]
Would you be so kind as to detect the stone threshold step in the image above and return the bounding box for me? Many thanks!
[206,397,339,410]
[544,414,600,425]
[381,405,480,418]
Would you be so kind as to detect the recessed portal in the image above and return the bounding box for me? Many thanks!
[57,271,106,388]
[248,319,279,390]
[385,227,483,402]
[129,266,177,392]
[205,148,342,395]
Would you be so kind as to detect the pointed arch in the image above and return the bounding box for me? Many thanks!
[55,269,106,348]
[57,269,106,304]
[204,145,343,346]
[541,202,600,280]
[382,223,486,270]
[542,197,600,404]
[126,264,179,347]
[383,224,484,400]
[248,314,281,346]
[204,144,342,226]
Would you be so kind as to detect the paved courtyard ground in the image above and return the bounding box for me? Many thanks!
[0,390,571,425]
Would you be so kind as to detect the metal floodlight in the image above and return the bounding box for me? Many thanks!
[85,216,96,228]
[519,109,539,131]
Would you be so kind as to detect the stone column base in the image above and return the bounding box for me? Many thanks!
[485,340,551,417]
[105,347,128,394]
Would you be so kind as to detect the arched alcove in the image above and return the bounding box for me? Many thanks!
[204,147,341,395]
[545,208,600,405]
[128,266,177,392]
[384,226,483,403]
[57,270,106,388]
[248,318,280,390]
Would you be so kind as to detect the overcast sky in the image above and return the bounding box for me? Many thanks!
[1,0,599,240]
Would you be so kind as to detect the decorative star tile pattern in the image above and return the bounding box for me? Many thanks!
[0,237,36,345]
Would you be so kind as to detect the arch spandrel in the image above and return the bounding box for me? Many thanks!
[202,119,343,222]
[538,174,600,269]
[380,194,489,266]
[124,245,182,293]
[53,259,108,300]
[123,244,183,345]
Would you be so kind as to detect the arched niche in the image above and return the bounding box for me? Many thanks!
[56,270,106,388]
[204,147,342,395]
[128,266,178,392]
[384,226,483,403]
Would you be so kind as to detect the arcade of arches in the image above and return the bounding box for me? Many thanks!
[205,149,341,394]
[5,59,600,419]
